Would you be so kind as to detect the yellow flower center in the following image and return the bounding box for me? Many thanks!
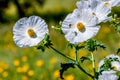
[104,2,110,6]
[113,66,117,70]
[92,12,96,16]
[77,22,85,31]
[27,28,36,37]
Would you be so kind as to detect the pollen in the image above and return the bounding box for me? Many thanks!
[92,12,96,16]
[104,2,110,6]
[27,28,36,37]
[77,22,85,31]
[113,66,117,71]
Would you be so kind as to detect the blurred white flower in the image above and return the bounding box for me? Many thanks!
[13,16,48,47]
[76,0,111,23]
[98,54,120,71]
[98,70,119,80]
[62,8,100,44]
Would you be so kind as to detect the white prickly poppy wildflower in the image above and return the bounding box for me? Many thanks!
[62,8,100,44]
[13,16,49,47]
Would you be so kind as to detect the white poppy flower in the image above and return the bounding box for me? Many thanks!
[62,8,100,44]
[98,54,120,71]
[13,16,49,47]
[76,0,111,23]
[98,70,119,80]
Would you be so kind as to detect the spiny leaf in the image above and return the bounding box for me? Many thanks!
[80,56,92,63]
[99,58,112,73]
[68,43,85,50]
[60,62,75,79]
[37,34,52,51]
[86,39,106,52]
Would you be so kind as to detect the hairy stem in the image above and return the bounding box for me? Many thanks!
[74,47,93,79]
[49,45,76,62]
[90,52,96,80]
[50,45,93,79]
[76,64,94,78]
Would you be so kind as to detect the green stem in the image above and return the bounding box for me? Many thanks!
[50,45,93,79]
[74,46,93,79]
[74,47,78,62]
[90,52,96,80]
[76,64,94,78]
[49,45,76,62]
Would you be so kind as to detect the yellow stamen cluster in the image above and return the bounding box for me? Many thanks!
[92,12,96,16]
[27,28,36,37]
[113,66,117,71]
[77,22,85,31]
[104,2,110,6]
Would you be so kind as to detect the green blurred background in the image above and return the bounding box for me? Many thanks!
[0,0,120,80]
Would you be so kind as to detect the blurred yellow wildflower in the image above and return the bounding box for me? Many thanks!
[2,71,8,78]
[0,61,9,69]
[53,70,60,78]
[16,67,22,73]
[0,67,3,73]
[102,51,108,57]
[64,75,74,80]
[36,60,44,67]
[88,64,93,70]
[3,64,9,70]
[28,70,34,76]
[50,57,57,64]
[69,50,75,58]
[22,76,28,80]
[0,78,2,80]
[102,26,110,33]
[22,64,29,73]
[78,50,87,57]
[13,59,20,66]
[22,56,28,62]
[5,43,16,53]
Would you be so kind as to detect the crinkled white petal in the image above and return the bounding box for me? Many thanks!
[62,9,100,44]
[76,0,99,10]
[98,70,119,80]
[76,0,111,23]
[13,16,48,47]
[94,1,111,23]
[65,26,100,44]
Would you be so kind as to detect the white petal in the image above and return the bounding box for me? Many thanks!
[98,70,119,80]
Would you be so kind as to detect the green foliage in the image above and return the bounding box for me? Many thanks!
[80,56,92,63]
[68,43,85,51]
[99,58,112,73]
[110,7,120,33]
[99,57,119,73]
[60,62,75,79]
[52,21,63,34]
[86,39,106,52]
[116,48,120,54]
[37,34,52,51]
